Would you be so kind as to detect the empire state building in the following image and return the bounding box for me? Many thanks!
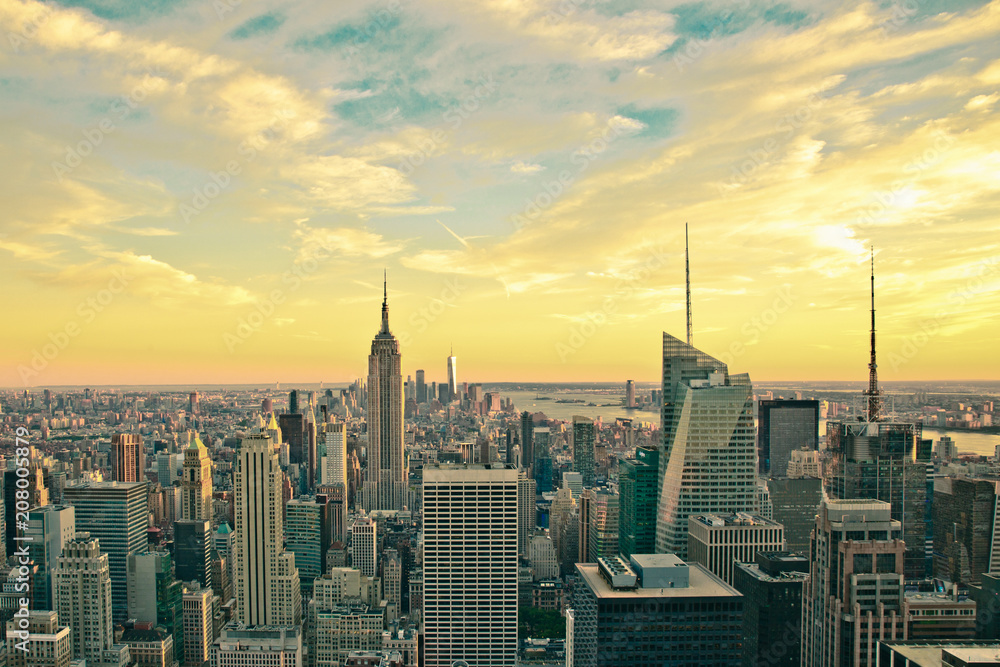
[362,277,407,510]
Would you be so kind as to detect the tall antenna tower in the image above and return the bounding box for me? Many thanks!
[863,247,881,422]
[685,223,692,346]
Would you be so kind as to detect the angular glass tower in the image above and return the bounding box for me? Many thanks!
[655,333,756,558]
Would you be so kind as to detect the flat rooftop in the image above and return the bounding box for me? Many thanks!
[578,561,741,600]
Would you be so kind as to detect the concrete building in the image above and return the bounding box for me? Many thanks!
[568,554,743,666]
[801,499,906,667]
[210,622,301,667]
[24,504,75,610]
[312,600,384,667]
[181,435,213,522]
[352,516,378,577]
[687,512,785,586]
[879,641,1000,666]
[5,610,72,667]
[183,587,214,667]
[233,432,302,627]
[53,534,114,664]
[518,472,537,557]
[423,465,518,667]
[111,433,144,483]
[126,552,184,658]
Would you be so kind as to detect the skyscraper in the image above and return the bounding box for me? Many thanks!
[62,480,149,623]
[572,416,596,487]
[126,551,184,658]
[362,277,406,511]
[53,534,114,663]
[655,333,756,559]
[287,497,331,595]
[619,446,658,560]
[447,347,457,402]
[181,434,212,522]
[825,420,931,580]
[518,472,537,558]
[351,515,377,577]
[423,465,518,667]
[625,380,636,408]
[234,432,302,627]
[416,369,426,404]
[801,499,906,667]
[174,519,212,589]
[25,504,76,610]
[757,399,819,476]
[110,433,144,483]
[319,421,347,488]
[520,412,534,475]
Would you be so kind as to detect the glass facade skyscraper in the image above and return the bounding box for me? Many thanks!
[572,416,596,488]
[655,333,756,558]
[618,446,658,560]
[825,420,933,580]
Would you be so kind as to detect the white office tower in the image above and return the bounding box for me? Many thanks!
[656,333,756,559]
[518,472,537,557]
[352,516,378,577]
[181,434,213,521]
[183,587,214,667]
[423,465,518,667]
[234,432,302,626]
[362,279,407,511]
[53,533,114,663]
[320,421,348,487]
[447,350,458,401]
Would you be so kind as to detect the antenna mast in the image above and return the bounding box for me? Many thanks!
[863,247,881,422]
[685,223,692,346]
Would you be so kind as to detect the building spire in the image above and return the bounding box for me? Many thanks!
[685,223,693,346]
[380,269,390,334]
[864,247,880,422]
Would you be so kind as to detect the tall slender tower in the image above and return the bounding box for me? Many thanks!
[181,434,213,521]
[685,223,692,346]
[863,247,881,423]
[234,432,302,626]
[54,534,114,663]
[447,346,458,403]
[363,275,406,511]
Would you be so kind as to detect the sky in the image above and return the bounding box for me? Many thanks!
[1,0,998,388]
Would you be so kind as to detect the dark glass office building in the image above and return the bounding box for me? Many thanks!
[570,555,743,667]
[174,519,212,589]
[618,446,659,559]
[733,552,809,667]
[757,399,818,476]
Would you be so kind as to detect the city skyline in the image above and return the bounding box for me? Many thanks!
[2,0,1000,387]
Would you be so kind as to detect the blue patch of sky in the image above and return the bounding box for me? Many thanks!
[50,0,188,22]
[616,104,678,138]
[229,12,286,40]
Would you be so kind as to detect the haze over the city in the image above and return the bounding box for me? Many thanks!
[2,0,999,386]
